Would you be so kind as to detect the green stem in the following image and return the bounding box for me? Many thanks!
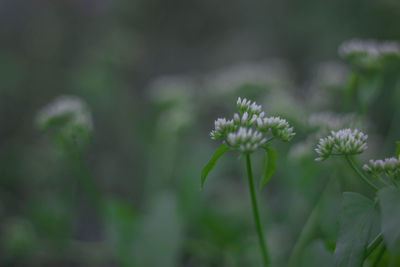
[246,154,269,267]
[366,233,383,258]
[66,143,104,214]
[344,155,378,191]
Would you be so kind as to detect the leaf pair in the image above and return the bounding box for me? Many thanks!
[335,187,400,267]
[201,144,277,189]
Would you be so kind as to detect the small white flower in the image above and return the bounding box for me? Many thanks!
[315,136,334,161]
[227,127,267,153]
[363,156,400,176]
[237,97,262,115]
[256,116,295,142]
[314,128,368,161]
[210,118,236,139]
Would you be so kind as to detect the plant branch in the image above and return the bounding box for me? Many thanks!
[344,155,378,191]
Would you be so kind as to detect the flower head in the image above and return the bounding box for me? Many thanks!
[210,118,236,139]
[36,95,93,145]
[338,39,400,68]
[210,97,295,153]
[256,116,295,142]
[363,156,400,177]
[227,127,267,153]
[315,128,368,161]
[237,97,262,116]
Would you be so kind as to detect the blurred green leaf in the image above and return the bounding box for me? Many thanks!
[201,143,229,188]
[260,146,277,189]
[334,192,380,267]
[396,141,400,158]
[378,186,400,252]
[301,240,334,267]
[133,192,182,267]
[105,197,137,266]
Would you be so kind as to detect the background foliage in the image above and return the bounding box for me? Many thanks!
[1,0,400,266]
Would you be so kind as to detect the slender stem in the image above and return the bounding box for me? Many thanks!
[66,143,104,214]
[246,154,269,266]
[344,155,378,191]
[371,244,385,267]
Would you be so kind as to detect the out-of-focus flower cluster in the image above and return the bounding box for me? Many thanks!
[363,156,400,177]
[339,39,400,68]
[308,112,357,131]
[210,97,295,153]
[204,60,292,97]
[36,95,93,145]
[148,75,196,133]
[315,128,368,161]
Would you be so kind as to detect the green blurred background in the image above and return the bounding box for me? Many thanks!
[1,0,400,266]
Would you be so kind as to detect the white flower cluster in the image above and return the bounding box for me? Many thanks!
[256,116,295,142]
[37,95,93,142]
[338,39,400,66]
[237,97,262,115]
[210,118,236,139]
[363,156,400,177]
[210,97,295,153]
[315,128,368,161]
[227,127,267,153]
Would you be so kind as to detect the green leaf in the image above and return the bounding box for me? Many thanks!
[334,192,380,267]
[133,192,183,267]
[201,143,229,188]
[396,141,400,158]
[378,186,400,252]
[259,146,277,189]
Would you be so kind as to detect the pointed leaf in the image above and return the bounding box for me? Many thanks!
[396,141,400,158]
[201,143,229,188]
[378,186,400,252]
[334,192,380,267]
[260,146,277,189]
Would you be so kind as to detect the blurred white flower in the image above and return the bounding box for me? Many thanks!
[204,60,292,95]
[363,156,400,176]
[147,75,195,107]
[36,95,93,146]
[315,128,368,161]
[37,95,93,132]
[338,39,400,67]
[308,112,355,131]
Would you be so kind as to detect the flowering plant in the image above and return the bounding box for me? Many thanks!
[202,97,295,266]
